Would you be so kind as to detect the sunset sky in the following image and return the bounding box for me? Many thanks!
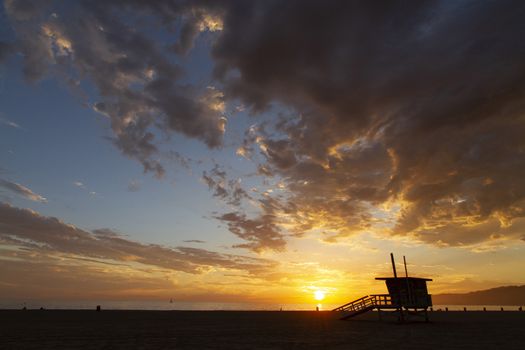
[1,0,524,308]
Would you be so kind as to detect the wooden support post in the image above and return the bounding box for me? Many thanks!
[464,307,467,312]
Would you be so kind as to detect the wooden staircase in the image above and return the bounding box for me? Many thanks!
[332,294,394,320]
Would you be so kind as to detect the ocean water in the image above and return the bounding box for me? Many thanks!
[432,304,523,311]
[0,300,331,311]
[1,300,522,311]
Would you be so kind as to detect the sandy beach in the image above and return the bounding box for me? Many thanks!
[1,310,524,349]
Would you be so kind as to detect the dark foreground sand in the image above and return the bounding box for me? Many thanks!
[1,310,524,349]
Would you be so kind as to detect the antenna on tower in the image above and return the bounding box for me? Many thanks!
[390,252,398,278]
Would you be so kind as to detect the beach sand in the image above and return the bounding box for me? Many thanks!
[1,310,524,349]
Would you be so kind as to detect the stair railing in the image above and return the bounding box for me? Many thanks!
[333,294,397,312]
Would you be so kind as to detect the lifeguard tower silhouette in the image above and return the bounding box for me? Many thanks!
[332,253,432,322]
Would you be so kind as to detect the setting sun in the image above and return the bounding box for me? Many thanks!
[314,290,325,301]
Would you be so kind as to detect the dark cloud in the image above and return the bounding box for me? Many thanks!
[216,212,286,252]
[5,0,227,177]
[5,0,525,251]
[165,151,191,169]
[3,0,50,21]
[183,239,206,244]
[0,41,12,63]
[412,217,525,249]
[208,0,525,248]
[202,164,249,206]
[170,6,225,55]
[235,123,264,160]
[0,202,277,275]
[0,178,47,202]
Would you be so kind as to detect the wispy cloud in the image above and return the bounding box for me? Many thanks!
[0,117,21,129]
[73,181,98,197]
[73,181,85,188]
[202,164,249,207]
[0,202,276,275]
[183,240,206,244]
[216,212,286,253]
[0,179,46,202]
[127,179,141,192]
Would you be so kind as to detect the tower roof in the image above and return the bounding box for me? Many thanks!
[375,277,432,281]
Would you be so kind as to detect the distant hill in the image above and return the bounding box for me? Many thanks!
[433,285,525,305]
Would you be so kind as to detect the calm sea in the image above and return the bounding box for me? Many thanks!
[1,300,522,311]
[0,300,330,311]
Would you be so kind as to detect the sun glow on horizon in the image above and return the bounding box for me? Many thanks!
[314,290,325,301]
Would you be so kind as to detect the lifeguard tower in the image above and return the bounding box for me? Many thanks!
[332,253,432,322]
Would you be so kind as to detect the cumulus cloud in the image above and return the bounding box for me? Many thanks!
[171,8,224,55]
[4,0,227,178]
[207,0,525,249]
[0,178,47,202]
[4,0,525,251]
[0,202,276,275]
